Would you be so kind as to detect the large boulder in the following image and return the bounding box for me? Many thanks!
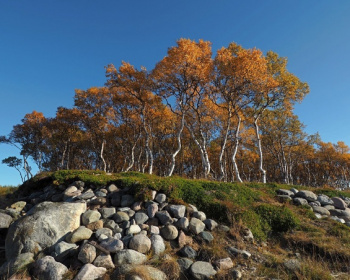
[32,256,68,280]
[5,201,86,260]
[0,252,34,278]
[0,212,13,228]
[295,190,317,202]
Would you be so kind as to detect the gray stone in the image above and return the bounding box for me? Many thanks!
[114,249,147,265]
[309,201,321,207]
[100,207,116,219]
[127,224,142,235]
[293,197,309,206]
[284,258,301,271]
[78,243,97,264]
[95,228,113,239]
[107,184,119,193]
[95,191,107,197]
[0,212,13,228]
[150,234,165,255]
[134,212,149,224]
[110,192,122,207]
[317,194,334,206]
[9,201,27,212]
[189,217,205,234]
[276,189,294,196]
[178,246,197,259]
[129,234,151,254]
[168,204,186,218]
[114,211,130,223]
[227,247,251,259]
[174,217,189,231]
[77,191,95,200]
[312,206,330,216]
[324,205,335,210]
[33,255,68,280]
[121,195,135,207]
[104,219,117,230]
[295,190,317,202]
[198,231,214,243]
[82,210,101,226]
[192,211,206,221]
[66,226,93,243]
[160,224,178,240]
[276,195,292,202]
[148,225,160,235]
[329,208,350,218]
[215,257,233,270]
[113,264,167,280]
[6,201,86,260]
[155,211,173,225]
[0,252,34,277]
[177,258,193,272]
[231,269,242,279]
[147,203,158,218]
[331,216,345,223]
[100,237,124,253]
[190,261,217,280]
[155,193,167,203]
[332,197,348,210]
[203,219,218,231]
[93,254,115,269]
[74,264,106,280]
[55,241,79,255]
[132,201,143,211]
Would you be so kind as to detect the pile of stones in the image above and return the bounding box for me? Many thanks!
[0,181,250,280]
[276,188,350,226]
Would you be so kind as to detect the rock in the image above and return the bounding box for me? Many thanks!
[276,189,294,196]
[114,249,147,265]
[70,180,85,189]
[198,231,214,243]
[127,224,142,235]
[0,253,34,277]
[114,211,130,223]
[231,269,242,279]
[331,216,345,223]
[203,219,218,231]
[276,195,292,202]
[227,247,251,259]
[332,197,348,210]
[95,228,113,239]
[329,208,350,218]
[192,211,206,221]
[295,190,317,202]
[150,234,165,255]
[284,258,301,271]
[0,212,13,228]
[110,192,122,207]
[190,261,217,280]
[324,205,335,210]
[317,194,334,206]
[55,241,79,255]
[6,201,86,260]
[312,206,330,216]
[90,197,107,206]
[74,264,107,280]
[177,258,193,272]
[178,246,197,259]
[148,225,160,235]
[132,201,143,211]
[155,211,173,225]
[215,257,233,270]
[129,234,151,254]
[174,217,189,231]
[218,225,230,232]
[95,191,107,197]
[134,212,149,224]
[82,210,102,226]
[77,191,95,200]
[93,254,115,269]
[189,217,205,234]
[66,226,93,243]
[293,197,309,206]
[78,243,97,264]
[242,228,254,242]
[10,201,27,212]
[113,264,167,280]
[309,201,321,207]
[86,220,104,231]
[107,184,119,192]
[168,204,186,218]
[155,193,167,203]
[100,207,116,219]
[160,224,178,240]
[32,256,68,280]
[121,195,135,207]
[178,231,193,248]
[100,237,124,253]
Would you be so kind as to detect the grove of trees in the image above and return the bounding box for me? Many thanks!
[2,39,350,188]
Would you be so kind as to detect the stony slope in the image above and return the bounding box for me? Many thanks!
[0,171,350,279]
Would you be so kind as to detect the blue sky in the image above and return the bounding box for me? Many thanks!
[1,0,350,186]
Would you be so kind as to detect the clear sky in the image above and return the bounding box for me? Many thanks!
[1,0,350,186]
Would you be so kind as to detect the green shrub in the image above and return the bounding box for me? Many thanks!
[254,204,300,233]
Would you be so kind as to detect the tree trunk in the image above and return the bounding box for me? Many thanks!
[125,137,139,172]
[254,117,267,183]
[167,114,185,177]
[232,114,243,183]
[100,139,107,172]
[218,116,231,181]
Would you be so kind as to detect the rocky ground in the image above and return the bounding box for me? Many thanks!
[1,172,350,279]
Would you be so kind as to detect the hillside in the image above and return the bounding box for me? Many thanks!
[1,170,350,279]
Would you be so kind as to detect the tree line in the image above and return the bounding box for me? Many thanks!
[1,39,350,188]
